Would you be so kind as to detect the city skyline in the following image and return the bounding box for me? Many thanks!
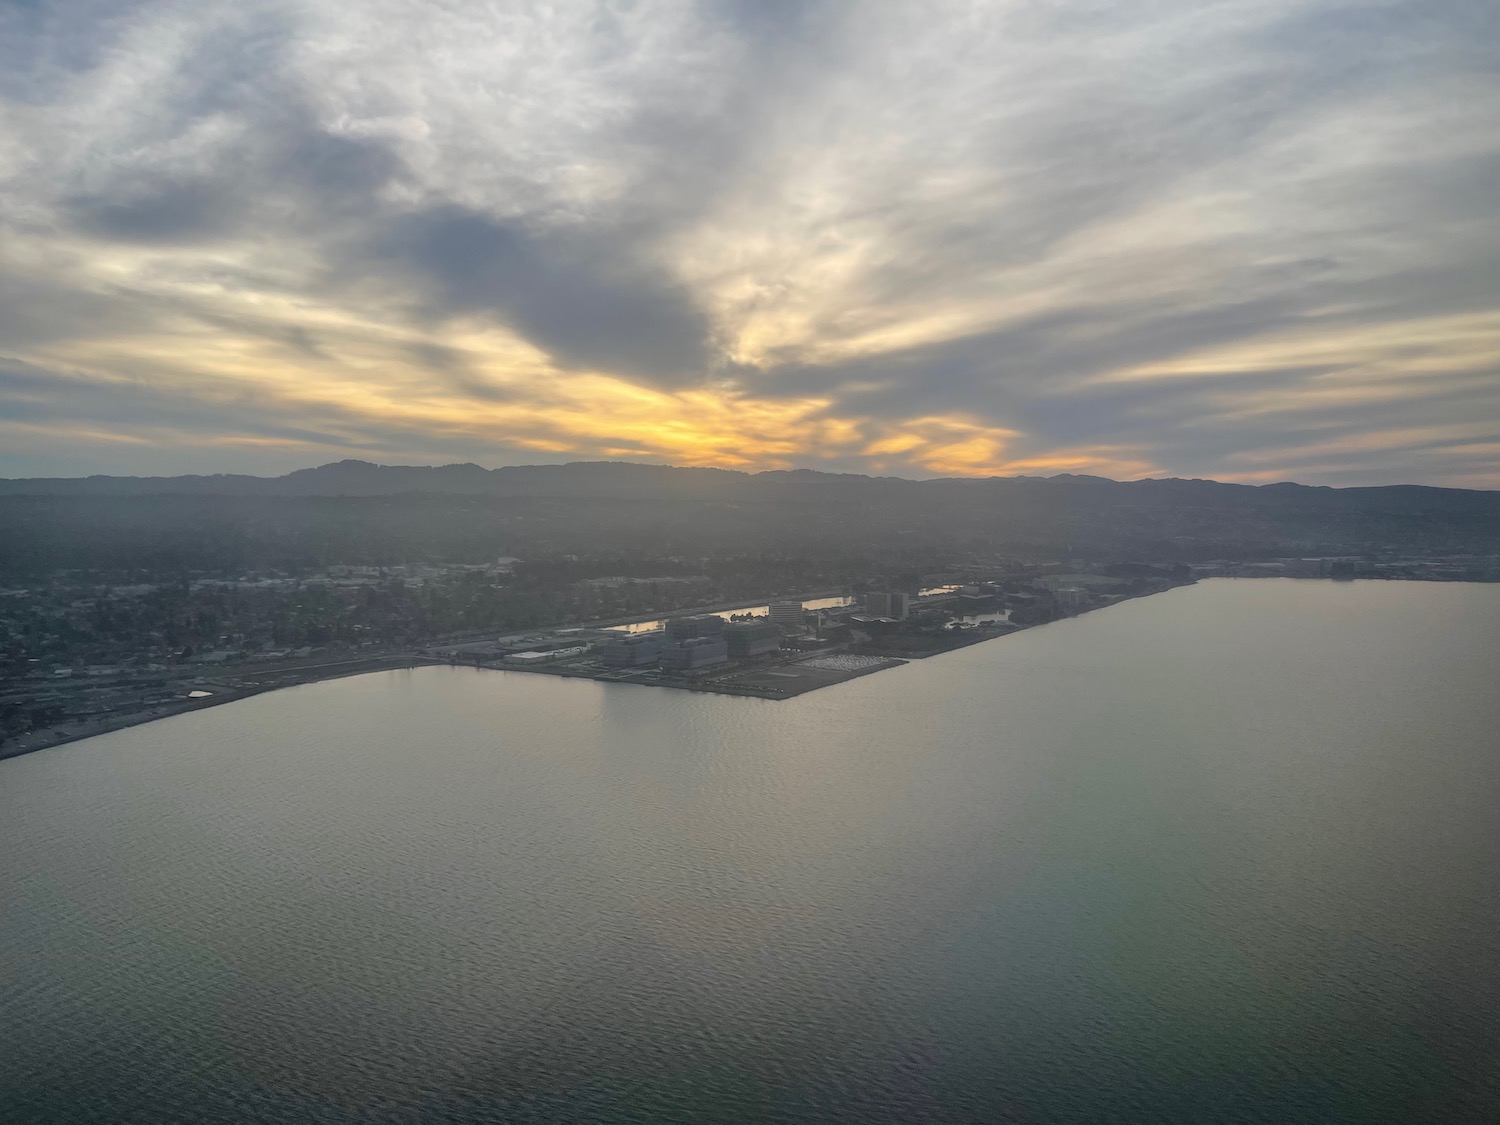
[2,0,1498,487]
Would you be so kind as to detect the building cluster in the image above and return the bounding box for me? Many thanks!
[595,605,798,674]
[659,615,728,670]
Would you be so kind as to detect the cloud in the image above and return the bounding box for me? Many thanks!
[66,177,242,243]
[372,206,714,383]
[0,0,1497,486]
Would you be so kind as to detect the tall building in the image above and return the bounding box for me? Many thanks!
[725,619,781,658]
[862,591,909,620]
[1053,586,1089,614]
[769,601,804,630]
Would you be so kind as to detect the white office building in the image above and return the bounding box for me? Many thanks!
[769,601,804,629]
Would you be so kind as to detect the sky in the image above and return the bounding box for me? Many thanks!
[1,0,1497,486]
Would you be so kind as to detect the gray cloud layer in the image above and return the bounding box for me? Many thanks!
[1,0,1497,485]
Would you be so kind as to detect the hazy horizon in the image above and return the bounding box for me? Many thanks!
[4,454,1498,493]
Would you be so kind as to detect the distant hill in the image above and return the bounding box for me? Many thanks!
[1,460,1496,574]
[0,459,751,497]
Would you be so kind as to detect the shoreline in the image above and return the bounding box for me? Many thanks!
[1,584,860,762]
[0,655,447,763]
[11,574,1336,761]
[0,583,1190,762]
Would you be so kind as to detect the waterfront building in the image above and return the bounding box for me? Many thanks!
[665,615,726,643]
[889,592,910,620]
[1054,586,1089,614]
[725,619,781,658]
[659,635,729,671]
[769,601,805,630]
[504,645,589,665]
[597,632,665,667]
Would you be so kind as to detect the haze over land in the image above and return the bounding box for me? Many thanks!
[3,460,1497,576]
[2,1,1498,486]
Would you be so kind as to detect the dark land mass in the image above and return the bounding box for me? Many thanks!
[2,459,1498,575]
[1,460,1496,757]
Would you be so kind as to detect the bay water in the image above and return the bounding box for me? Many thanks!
[3,579,1498,1122]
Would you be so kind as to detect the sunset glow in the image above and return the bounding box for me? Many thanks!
[2,1,1497,485]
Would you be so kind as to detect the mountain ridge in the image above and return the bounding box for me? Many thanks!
[1,458,1494,497]
[3,458,1496,575]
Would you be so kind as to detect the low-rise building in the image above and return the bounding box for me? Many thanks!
[504,645,589,665]
[724,619,781,658]
[665,614,726,643]
[659,635,729,671]
[597,633,665,667]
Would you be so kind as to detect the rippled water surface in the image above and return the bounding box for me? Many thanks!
[4,580,1499,1123]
